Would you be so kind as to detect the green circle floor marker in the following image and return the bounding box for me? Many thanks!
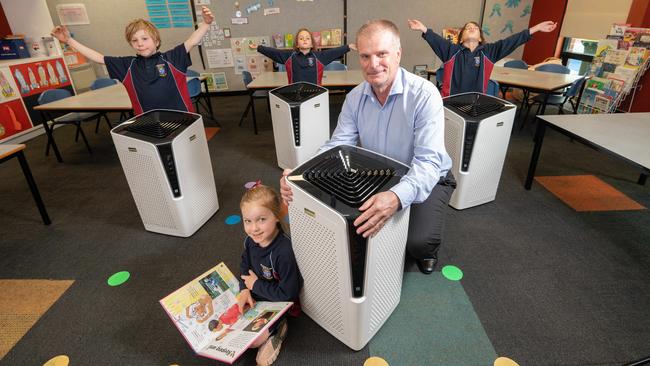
[441,265,463,281]
[107,271,130,286]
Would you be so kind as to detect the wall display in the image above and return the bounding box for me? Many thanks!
[480,0,533,60]
[206,48,234,68]
[56,3,90,25]
[264,7,280,15]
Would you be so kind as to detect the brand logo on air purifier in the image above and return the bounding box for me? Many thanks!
[304,208,315,218]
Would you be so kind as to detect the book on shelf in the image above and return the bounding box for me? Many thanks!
[273,34,284,48]
[625,47,649,67]
[585,76,611,92]
[312,31,321,47]
[609,23,630,37]
[603,49,630,65]
[285,33,294,48]
[442,28,460,44]
[593,94,613,113]
[633,30,650,47]
[595,39,618,57]
[160,262,293,364]
[330,28,342,46]
[321,30,331,46]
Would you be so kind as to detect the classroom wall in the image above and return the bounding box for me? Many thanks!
[521,0,567,65]
[1,0,54,43]
[560,0,633,39]
[0,3,12,38]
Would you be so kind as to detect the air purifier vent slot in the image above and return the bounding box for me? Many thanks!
[302,152,396,207]
[446,100,504,117]
[126,114,193,138]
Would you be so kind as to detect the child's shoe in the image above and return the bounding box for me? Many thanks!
[256,319,288,366]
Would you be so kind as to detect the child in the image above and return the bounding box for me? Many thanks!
[249,28,355,85]
[407,19,557,97]
[238,184,302,366]
[50,6,214,115]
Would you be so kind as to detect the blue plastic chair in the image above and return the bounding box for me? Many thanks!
[238,71,269,135]
[277,64,286,72]
[503,59,528,69]
[324,61,347,71]
[186,69,200,77]
[535,63,570,74]
[487,80,500,97]
[525,76,587,120]
[38,89,98,156]
[187,78,202,112]
[89,78,119,132]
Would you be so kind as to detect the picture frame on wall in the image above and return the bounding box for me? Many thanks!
[224,28,231,38]
[413,64,427,78]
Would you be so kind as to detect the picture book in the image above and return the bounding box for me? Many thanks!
[160,262,293,364]
[595,39,618,58]
[609,23,630,37]
[623,27,646,44]
[579,87,604,111]
[633,30,650,47]
[312,31,321,47]
[625,47,648,67]
[442,28,460,44]
[613,66,638,92]
[321,30,331,46]
[604,76,625,98]
[585,77,611,91]
[273,34,284,48]
[593,94,612,113]
[285,33,294,48]
[331,28,342,46]
[603,49,629,65]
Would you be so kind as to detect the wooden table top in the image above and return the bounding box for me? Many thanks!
[0,144,26,159]
[490,67,583,92]
[34,84,132,112]
[247,70,365,89]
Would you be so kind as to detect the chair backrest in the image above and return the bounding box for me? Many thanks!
[277,64,286,72]
[487,80,499,97]
[565,76,587,98]
[503,59,528,69]
[38,88,72,105]
[435,66,444,85]
[90,78,118,90]
[187,78,201,98]
[186,69,200,77]
[242,70,253,86]
[325,61,347,71]
[535,63,570,74]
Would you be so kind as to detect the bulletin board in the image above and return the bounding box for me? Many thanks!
[480,0,533,61]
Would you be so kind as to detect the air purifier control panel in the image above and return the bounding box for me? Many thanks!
[462,122,479,172]
[158,144,181,197]
[290,105,301,146]
[347,220,368,298]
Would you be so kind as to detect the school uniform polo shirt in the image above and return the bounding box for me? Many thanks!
[104,44,193,115]
[257,45,350,85]
[422,29,532,97]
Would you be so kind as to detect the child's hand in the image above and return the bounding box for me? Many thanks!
[237,289,256,314]
[51,26,71,43]
[201,6,214,25]
[248,43,258,50]
[349,43,357,51]
[407,19,427,33]
[241,270,258,290]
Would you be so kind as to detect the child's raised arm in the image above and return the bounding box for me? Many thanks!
[184,6,214,52]
[407,19,428,33]
[529,21,557,35]
[51,25,105,64]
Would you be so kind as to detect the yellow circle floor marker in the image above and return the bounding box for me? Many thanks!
[43,355,69,366]
[364,356,389,366]
[494,356,520,366]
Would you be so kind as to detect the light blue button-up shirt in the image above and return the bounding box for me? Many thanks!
[320,67,452,209]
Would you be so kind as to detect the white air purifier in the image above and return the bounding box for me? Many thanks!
[443,92,516,210]
[270,82,329,169]
[111,109,219,237]
[286,145,411,350]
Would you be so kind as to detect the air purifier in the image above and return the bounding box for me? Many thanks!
[269,82,329,169]
[286,145,411,350]
[111,109,219,237]
[443,92,516,209]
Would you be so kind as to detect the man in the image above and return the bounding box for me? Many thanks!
[280,19,455,274]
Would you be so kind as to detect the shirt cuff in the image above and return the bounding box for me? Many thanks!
[389,182,412,210]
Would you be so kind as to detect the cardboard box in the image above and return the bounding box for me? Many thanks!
[0,39,31,60]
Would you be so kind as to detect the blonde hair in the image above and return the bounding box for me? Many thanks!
[240,185,287,232]
[124,19,161,50]
[294,28,315,51]
[356,19,401,49]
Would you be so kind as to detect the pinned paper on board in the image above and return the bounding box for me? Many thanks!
[264,8,280,15]
[207,49,234,68]
[56,4,90,25]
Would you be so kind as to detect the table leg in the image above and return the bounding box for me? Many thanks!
[40,111,63,163]
[525,117,547,190]
[17,151,51,225]
[638,171,648,185]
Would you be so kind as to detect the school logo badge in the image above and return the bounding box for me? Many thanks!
[308,57,314,67]
[474,56,481,67]
[260,263,273,280]
[156,64,167,77]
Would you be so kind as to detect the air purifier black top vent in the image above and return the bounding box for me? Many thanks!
[124,110,198,139]
[444,92,510,119]
[290,146,408,214]
[270,82,327,104]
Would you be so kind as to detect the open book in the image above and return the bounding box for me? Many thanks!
[160,262,293,364]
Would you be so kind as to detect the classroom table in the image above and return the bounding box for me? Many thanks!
[0,144,51,225]
[34,77,214,163]
[246,70,365,90]
[524,112,650,190]
[490,66,583,117]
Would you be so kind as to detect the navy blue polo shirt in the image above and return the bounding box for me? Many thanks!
[257,45,350,85]
[422,29,532,96]
[105,44,193,115]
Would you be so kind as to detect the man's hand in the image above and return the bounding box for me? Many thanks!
[241,270,258,290]
[353,191,400,238]
[279,169,293,204]
[51,26,71,43]
[237,289,255,314]
[200,6,214,24]
[407,19,427,33]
